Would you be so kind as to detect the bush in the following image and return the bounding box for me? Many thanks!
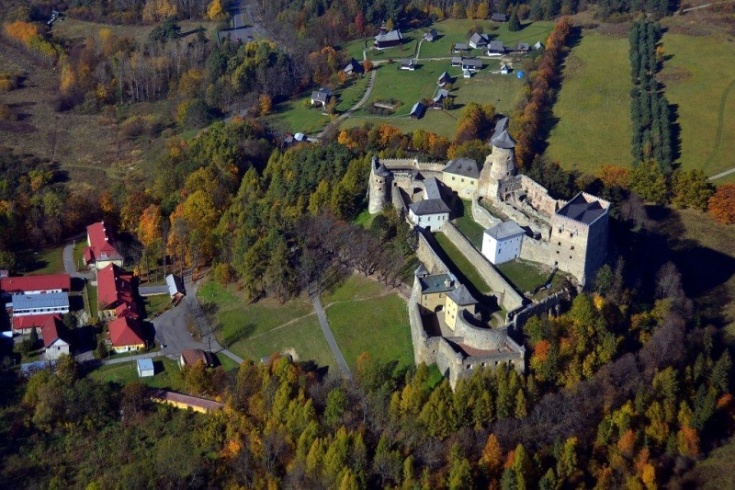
[176,98,212,129]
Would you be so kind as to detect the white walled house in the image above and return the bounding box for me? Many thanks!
[408,200,450,230]
[482,221,525,264]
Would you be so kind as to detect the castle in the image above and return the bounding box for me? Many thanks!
[369,117,609,386]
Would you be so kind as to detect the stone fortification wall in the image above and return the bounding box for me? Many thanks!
[381,159,446,173]
[518,175,565,217]
[481,198,551,238]
[435,338,464,386]
[471,198,501,229]
[519,235,551,264]
[416,231,450,275]
[408,286,432,365]
[454,310,508,350]
[440,223,524,311]
[510,289,569,333]
[391,186,408,215]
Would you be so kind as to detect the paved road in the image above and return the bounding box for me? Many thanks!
[62,241,94,280]
[709,167,735,181]
[153,273,244,364]
[311,294,352,380]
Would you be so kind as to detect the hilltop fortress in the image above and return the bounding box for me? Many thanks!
[369,117,610,386]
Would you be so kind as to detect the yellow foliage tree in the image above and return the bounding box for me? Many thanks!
[207,0,225,21]
[142,0,178,23]
[259,94,272,116]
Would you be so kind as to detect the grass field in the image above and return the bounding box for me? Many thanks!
[660,33,735,179]
[341,58,524,138]
[434,232,491,293]
[546,30,633,174]
[327,292,413,370]
[21,246,65,275]
[454,200,486,248]
[198,275,412,371]
[88,357,186,390]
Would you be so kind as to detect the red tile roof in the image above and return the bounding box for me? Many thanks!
[0,274,71,294]
[108,317,145,347]
[180,349,212,367]
[41,315,63,348]
[12,313,60,331]
[86,221,122,264]
[97,264,136,311]
[151,390,224,412]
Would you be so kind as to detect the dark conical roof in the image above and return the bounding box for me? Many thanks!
[375,163,391,177]
[491,129,516,149]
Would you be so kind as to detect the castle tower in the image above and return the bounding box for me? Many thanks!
[478,117,517,200]
[368,156,392,214]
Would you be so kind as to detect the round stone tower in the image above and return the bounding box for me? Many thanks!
[478,117,517,199]
[368,156,392,214]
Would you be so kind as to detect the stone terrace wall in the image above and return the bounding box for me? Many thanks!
[439,222,524,311]
[471,198,501,229]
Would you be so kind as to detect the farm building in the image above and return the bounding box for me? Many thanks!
[423,29,438,42]
[137,358,155,377]
[180,349,214,370]
[491,13,509,22]
[487,41,506,56]
[501,64,511,75]
[409,102,426,119]
[451,56,463,67]
[433,89,450,107]
[166,274,185,303]
[453,43,469,53]
[516,43,530,53]
[151,390,224,413]
[343,59,363,76]
[468,32,488,49]
[437,71,452,86]
[463,69,471,79]
[374,23,402,49]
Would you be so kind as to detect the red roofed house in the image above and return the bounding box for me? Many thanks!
[108,316,146,353]
[12,314,70,360]
[85,221,123,270]
[97,264,138,319]
[0,274,70,295]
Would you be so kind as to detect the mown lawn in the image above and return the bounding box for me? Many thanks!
[546,30,632,175]
[89,358,186,391]
[326,293,413,371]
[199,282,313,347]
[497,259,551,293]
[323,275,385,303]
[22,246,65,275]
[434,232,492,294]
[660,32,735,179]
[215,353,241,371]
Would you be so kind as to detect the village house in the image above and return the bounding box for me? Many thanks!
[433,89,450,108]
[451,56,463,67]
[516,43,530,53]
[437,71,452,86]
[399,59,416,71]
[468,32,488,49]
[85,221,123,270]
[423,29,438,42]
[179,348,214,370]
[487,41,506,56]
[108,316,146,353]
[310,87,332,107]
[39,314,70,360]
[343,59,363,76]
[374,23,402,49]
[453,42,470,54]
[461,58,483,72]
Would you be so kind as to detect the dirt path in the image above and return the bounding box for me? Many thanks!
[681,1,735,12]
[315,69,377,138]
[703,78,735,174]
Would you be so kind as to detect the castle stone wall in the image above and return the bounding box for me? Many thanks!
[518,175,563,217]
[408,287,432,365]
[510,289,568,333]
[471,198,501,229]
[519,235,551,264]
[416,231,450,275]
[439,223,524,311]
[391,186,408,214]
[454,310,510,349]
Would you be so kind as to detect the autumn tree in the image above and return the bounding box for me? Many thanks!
[630,160,668,204]
[708,183,735,224]
[671,169,714,211]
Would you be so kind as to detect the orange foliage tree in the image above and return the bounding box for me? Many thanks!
[708,183,735,224]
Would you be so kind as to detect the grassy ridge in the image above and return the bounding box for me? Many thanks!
[546,31,633,174]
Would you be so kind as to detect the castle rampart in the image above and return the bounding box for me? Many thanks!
[439,222,524,311]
